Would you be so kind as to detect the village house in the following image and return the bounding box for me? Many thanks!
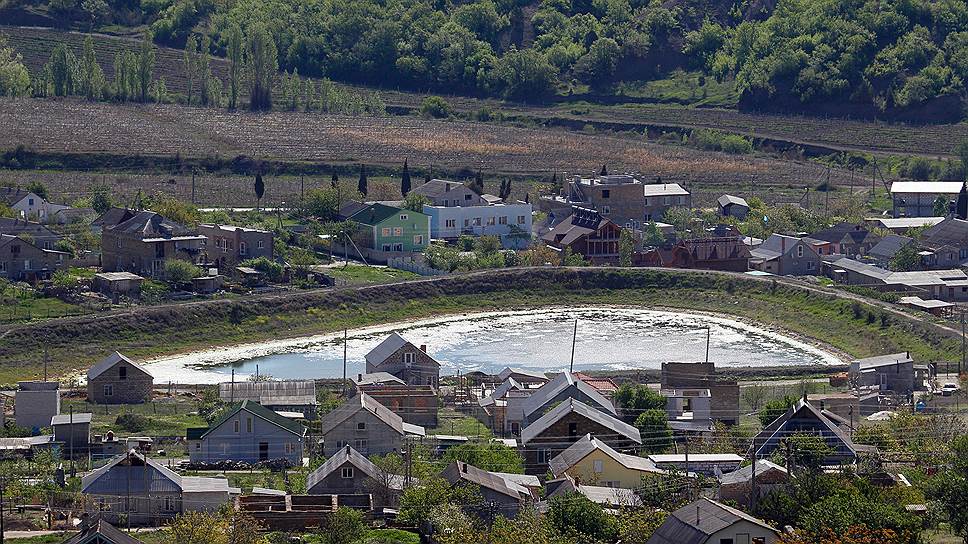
[867,234,914,267]
[520,398,641,475]
[717,459,790,506]
[717,194,750,219]
[541,174,690,228]
[661,362,740,426]
[638,236,751,272]
[82,450,233,526]
[364,332,440,387]
[14,381,60,431]
[100,211,205,278]
[548,433,664,488]
[865,216,944,234]
[52,412,93,458]
[890,181,964,217]
[572,372,619,398]
[64,517,145,544]
[0,217,63,249]
[87,352,154,404]
[848,352,928,396]
[355,383,439,427]
[217,380,318,419]
[515,372,617,432]
[306,445,404,507]
[663,388,715,433]
[412,179,533,248]
[646,498,780,544]
[748,234,822,275]
[751,398,874,466]
[198,224,274,270]
[441,461,534,520]
[648,453,743,476]
[0,233,67,281]
[541,207,622,265]
[805,223,880,258]
[319,392,426,457]
[0,187,72,223]
[497,367,549,386]
[543,473,642,508]
[476,377,528,434]
[339,201,430,262]
[919,216,968,268]
[187,400,307,465]
[92,208,138,231]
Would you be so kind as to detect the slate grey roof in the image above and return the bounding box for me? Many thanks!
[646,498,778,544]
[364,333,409,366]
[201,400,307,439]
[520,372,615,420]
[87,352,153,381]
[922,217,968,248]
[251,487,287,496]
[869,234,912,260]
[497,367,548,382]
[181,476,232,493]
[751,399,866,459]
[353,372,406,386]
[853,352,913,371]
[218,380,318,405]
[520,398,640,445]
[717,195,748,209]
[643,183,689,197]
[491,471,541,489]
[441,461,529,500]
[411,179,469,198]
[51,413,93,425]
[809,223,875,245]
[549,433,660,477]
[107,211,202,241]
[64,517,145,544]
[320,392,425,437]
[91,207,137,229]
[718,459,787,486]
[306,445,401,492]
[545,475,642,506]
[0,217,60,239]
[829,258,893,281]
[82,450,183,492]
[749,234,803,261]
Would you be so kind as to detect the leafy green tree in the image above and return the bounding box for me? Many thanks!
[442,442,524,474]
[80,0,108,30]
[77,36,105,100]
[247,23,277,111]
[297,188,340,221]
[320,507,366,544]
[164,259,204,285]
[933,195,950,217]
[453,0,508,46]
[419,95,452,118]
[643,221,665,246]
[26,181,48,200]
[402,192,429,213]
[182,34,198,105]
[890,243,921,271]
[491,47,557,100]
[399,477,481,527]
[634,409,673,453]
[0,34,30,97]
[758,395,796,427]
[615,383,666,413]
[197,34,213,106]
[136,31,155,102]
[546,493,617,542]
[225,23,243,109]
[619,228,634,266]
[957,138,968,179]
[45,43,78,97]
[90,185,113,214]
[574,37,621,87]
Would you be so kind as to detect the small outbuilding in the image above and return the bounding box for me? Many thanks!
[93,272,144,299]
[87,352,154,404]
[717,194,750,219]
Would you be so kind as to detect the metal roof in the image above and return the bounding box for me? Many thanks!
[63,518,145,544]
[852,352,913,370]
[718,459,787,486]
[353,372,406,386]
[520,398,640,445]
[643,183,689,197]
[218,380,318,405]
[646,498,778,544]
[201,400,307,439]
[890,181,964,194]
[306,445,398,492]
[364,333,409,366]
[520,372,616,421]
[549,433,660,477]
[441,461,529,500]
[87,351,153,381]
[319,392,425,437]
[717,194,748,208]
[51,413,93,425]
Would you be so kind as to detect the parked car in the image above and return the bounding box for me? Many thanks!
[940,383,961,396]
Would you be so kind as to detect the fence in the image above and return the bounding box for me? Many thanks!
[387,257,447,276]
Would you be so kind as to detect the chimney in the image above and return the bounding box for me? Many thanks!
[445,183,451,192]
[420,345,427,352]
[358,373,363,381]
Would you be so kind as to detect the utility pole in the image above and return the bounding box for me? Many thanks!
[569,319,578,374]
[750,454,757,511]
[301,175,305,199]
[705,325,711,363]
[684,438,690,500]
[43,347,48,382]
[191,169,196,204]
[824,167,830,218]
[1,476,5,544]
[342,328,348,397]
[69,406,74,477]
[961,309,965,376]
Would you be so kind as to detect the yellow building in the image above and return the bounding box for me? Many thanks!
[548,433,665,488]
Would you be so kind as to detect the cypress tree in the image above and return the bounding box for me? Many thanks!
[358,165,368,197]
[600,164,608,176]
[254,172,265,210]
[331,172,339,189]
[958,182,968,220]
[401,159,411,196]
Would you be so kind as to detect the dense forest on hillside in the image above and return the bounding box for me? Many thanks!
[1,0,967,118]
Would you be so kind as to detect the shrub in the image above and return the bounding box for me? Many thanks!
[116,413,149,432]
[689,128,753,154]
[164,259,204,285]
[242,256,284,282]
[419,96,452,118]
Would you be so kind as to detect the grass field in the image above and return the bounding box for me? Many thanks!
[326,265,420,286]
[60,395,206,439]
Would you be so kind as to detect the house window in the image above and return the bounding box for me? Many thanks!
[537,449,551,463]
[644,198,650,206]
[240,242,248,256]
[486,217,495,226]
[116,239,122,249]
[357,422,366,431]
[355,439,368,452]
[517,216,526,225]
[719,539,734,544]
[234,420,240,433]
[473,218,482,226]
[403,352,416,364]
[164,497,175,511]
[414,235,424,245]
[602,206,610,215]
[393,227,403,236]
[103,384,114,397]
[601,189,610,199]
[797,245,804,258]
[43,241,53,250]
[445,219,456,228]
[382,244,391,251]
[246,417,252,433]
[464,219,470,227]
[400,214,409,221]
[807,261,816,270]
[28,198,34,206]
[195,442,200,449]
[382,228,391,237]
[568,422,578,437]
[119,366,127,380]
[464,194,472,200]
[339,466,355,479]
[393,243,403,251]
[23,259,30,270]
[499,216,507,225]
[0,262,5,272]
[593,459,604,473]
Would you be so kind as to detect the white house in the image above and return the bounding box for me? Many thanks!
[412,179,532,248]
[0,188,72,223]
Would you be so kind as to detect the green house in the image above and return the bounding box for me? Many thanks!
[342,202,431,253]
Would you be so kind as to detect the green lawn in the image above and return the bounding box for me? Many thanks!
[611,70,740,108]
[61,396,207,441]
[427,407,492,439]
[325,264,420,285]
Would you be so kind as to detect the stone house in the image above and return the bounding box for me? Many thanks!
[541,207,623,265]
[646,498,780,544]
[319,393,425,457]
[748,234,822,275]
[364,333,440,387]
[441,461,533,521]
[540,174,690,228]
[805,223,880,258]
[848,352,928,395]
[0,217,63,249]
[751,399,874,466]
[198,224,273,270]
[14,381,60,431]
[661,362,739,425]
[919,217,968,269]
[0,234,68,281]
[63,517,145,544]
[100,211,205,278]
[187,400,306,465]
[638,236,751,272]
[87,352,154,404]
[305,445,404,507]
[356,384,439,427]
[82,450,232,526]
[516,372,616,430]
[718,459,789,505]
[520,398,641,476]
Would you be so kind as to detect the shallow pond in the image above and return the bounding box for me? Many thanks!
[145,307,841,384]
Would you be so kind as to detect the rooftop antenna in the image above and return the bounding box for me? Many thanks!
[569,319,578,374]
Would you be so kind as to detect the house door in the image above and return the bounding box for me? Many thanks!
[259,442,269,461]
[736,534,750,544]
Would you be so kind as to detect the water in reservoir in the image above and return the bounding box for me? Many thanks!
[145,307,841,384]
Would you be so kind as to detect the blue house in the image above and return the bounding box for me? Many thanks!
[187,400,307,465]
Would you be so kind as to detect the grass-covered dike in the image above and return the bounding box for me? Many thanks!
[0,268,960,383]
